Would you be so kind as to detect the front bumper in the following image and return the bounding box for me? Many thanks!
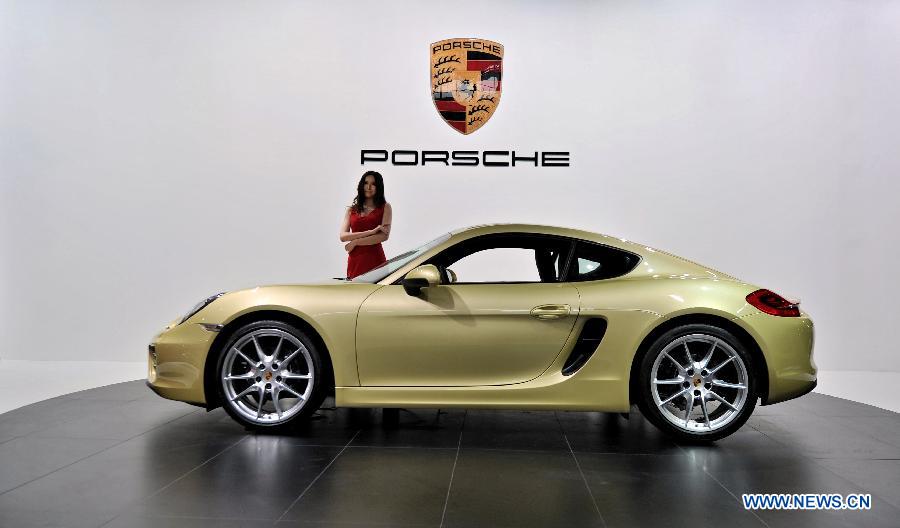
[146,319,218,406]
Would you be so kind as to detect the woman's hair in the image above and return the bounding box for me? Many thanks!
[351,171,386,213]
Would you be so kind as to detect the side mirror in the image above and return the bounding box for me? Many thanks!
[446,268,458,283]
[402,264,441,296]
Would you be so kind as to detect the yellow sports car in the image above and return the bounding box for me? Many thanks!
[147,224,816,441]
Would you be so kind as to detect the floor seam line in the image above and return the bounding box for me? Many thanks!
[556,412,607,528]
[803,454,900,502]
[673,442,771,528]
[275,428,361,522]
[0,409,200,499]
[98,434,249,527]
[0,394,153,437]
[439,410,466,528]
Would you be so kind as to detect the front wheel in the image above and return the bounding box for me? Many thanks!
[637,324,757,442]
[216,320,326,431]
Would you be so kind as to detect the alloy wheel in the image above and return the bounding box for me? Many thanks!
[220,328,315,425]
[649,333,749,434]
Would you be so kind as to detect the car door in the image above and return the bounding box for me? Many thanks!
[355,233,581,387]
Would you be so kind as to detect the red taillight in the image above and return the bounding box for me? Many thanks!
[746,289,800,317]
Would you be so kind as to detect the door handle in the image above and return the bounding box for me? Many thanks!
[530,304,571,320]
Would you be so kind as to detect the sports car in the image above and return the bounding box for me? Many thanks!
[147,224,816,441]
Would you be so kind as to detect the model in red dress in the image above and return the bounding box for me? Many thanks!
[340,171,392,279]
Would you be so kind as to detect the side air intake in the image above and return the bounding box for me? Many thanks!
[562,318,608,376]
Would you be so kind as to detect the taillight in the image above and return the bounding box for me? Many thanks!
[746,289,800,317]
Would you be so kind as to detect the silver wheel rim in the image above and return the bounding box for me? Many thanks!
[221,328,314,425]
[650,333,749,434]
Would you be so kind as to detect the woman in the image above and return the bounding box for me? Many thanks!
[340,171,392,279]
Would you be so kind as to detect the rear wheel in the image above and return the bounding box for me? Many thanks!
[216,320,326,432]
[637,324,757,442]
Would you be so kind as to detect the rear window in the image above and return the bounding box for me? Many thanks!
[566,242,640,281]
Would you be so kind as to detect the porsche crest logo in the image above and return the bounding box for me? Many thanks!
[431,38,503,134]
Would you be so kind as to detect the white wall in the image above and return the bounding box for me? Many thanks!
[1,0,898,372]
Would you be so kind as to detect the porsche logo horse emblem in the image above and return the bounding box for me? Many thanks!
[431,38,503,134]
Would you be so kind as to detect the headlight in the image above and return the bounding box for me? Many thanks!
[180,292,226,324]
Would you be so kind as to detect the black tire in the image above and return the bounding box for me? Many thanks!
[215,320,328,433]
[636,323,757,442]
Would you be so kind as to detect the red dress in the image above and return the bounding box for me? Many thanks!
[346,204,387,279]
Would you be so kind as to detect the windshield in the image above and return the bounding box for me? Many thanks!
[351,233,451,283]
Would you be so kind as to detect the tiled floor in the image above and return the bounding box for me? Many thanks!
[1,382,899,527]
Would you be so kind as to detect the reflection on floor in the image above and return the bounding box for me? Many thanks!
[0,381,899,527]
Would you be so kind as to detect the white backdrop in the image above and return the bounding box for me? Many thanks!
[1,0,899,373]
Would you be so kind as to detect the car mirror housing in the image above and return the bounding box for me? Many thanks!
[402,264,441,296]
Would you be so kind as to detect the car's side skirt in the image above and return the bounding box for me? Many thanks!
[335,376,632,413]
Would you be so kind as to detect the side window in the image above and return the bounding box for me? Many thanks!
[449,247,541,283]
[429,234,572,284]
[569,242,641,281]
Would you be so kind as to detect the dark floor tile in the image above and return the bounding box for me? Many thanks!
[749,415,900,459]
[757,393,895,419]
[0,435,119,494]
[0,395,73,420]
[707,449,886,492]
[31,398,198,440]
[832,415,900,449]
[106,514,272,527]
[677,428,811,473]
[443,448,602,528]
[0,431,240,519]
[753,393,830,416]
[460,410,568,451]
[710,463,900,528]
[558,409,682,454]
[814,458,900,509]
[276,406,375,446]
[277,521,431,527]
[0,397,123,437]
[755,511,900,528]
[136,438,342,520]
[0,506,113,528]
[280,446,456,525]
[802,394,897,418]
[161,407,252,439]
[576,452,763,528]
[350,408,465,448]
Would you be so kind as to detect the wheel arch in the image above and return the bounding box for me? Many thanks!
[203,309,336,410]
[628,312,769,407]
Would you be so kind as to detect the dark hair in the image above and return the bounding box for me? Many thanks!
[351,171,386,213]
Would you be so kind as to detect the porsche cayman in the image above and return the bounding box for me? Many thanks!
[147,224,816,441]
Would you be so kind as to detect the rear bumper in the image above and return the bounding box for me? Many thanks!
[766,378,817,405]
[734,311,817,406]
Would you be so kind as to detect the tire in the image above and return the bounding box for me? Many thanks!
[636,323,757,442]
[215,320,327,432]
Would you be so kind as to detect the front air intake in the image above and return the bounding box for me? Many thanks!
[562,318,608,375]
